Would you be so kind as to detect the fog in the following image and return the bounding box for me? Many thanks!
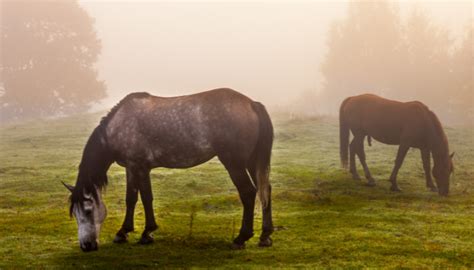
[78,1,471,111]
[1,0,472,123]
[79,1,343,108]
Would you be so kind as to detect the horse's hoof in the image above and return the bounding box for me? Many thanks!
[352,175,361,181]
[113,234,128,243]
[366,180,376,187]
[138,234,154,245]
[146,224,159,233]
[428,186,438,192]
[231,242,245,250]
[390,186,402,192]
[258,237,272,247]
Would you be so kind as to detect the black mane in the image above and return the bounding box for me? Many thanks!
[69,126,112,215]
[70,92,150,215]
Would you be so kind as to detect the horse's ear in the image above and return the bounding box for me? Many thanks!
[62,181,74,193]
[450,152,455,159]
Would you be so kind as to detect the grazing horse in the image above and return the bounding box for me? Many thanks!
[62,88,274,252]
[339,94,454,195]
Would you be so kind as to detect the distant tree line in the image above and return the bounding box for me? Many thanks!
[0,0,105,123]
[320,1,473,124]
[1,1,471,124]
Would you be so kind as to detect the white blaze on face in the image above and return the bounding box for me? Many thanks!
[74,199,97,244]
[73,192,107,248]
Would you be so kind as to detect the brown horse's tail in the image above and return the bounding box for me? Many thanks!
[339,98,350,169]
[251,102,274,209]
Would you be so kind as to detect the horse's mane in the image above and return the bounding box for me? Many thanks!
[69,92,150,216]
[99,92,151,128]
[428,109,449,156]
[69,127,111,216]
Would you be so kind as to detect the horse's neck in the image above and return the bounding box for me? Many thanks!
[78,127,113,186]
[428,123,449,166]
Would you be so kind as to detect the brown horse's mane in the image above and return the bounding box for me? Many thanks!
[427,109,449,159]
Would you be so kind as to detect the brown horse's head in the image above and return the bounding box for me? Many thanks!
[432,152,454,196]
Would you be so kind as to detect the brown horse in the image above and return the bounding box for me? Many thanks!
[339,94,454,196]
[63,88,274,251]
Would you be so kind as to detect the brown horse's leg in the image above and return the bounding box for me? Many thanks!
[355,136,375,186]
[114,168,139,243]
[389,144,410,192]
[421,149,437,192]
[248,166,273,247]
[349,138,361,180]
[135,168,158,244]
[224,164,257,249]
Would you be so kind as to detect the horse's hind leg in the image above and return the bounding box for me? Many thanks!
[248,165,273,247]
[221,159,257,249]
[349,137,361,180]
[354,135,375,186]
[114,168,139,243]
[421,149,437,192]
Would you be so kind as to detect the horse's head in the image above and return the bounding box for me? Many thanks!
[432,152,454,196]
[63,182,107,252]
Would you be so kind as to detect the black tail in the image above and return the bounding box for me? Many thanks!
[251,102,274,209]
[340,98,350,169]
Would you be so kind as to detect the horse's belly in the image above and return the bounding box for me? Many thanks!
[148,143,217,169]
[369,129,401,145]
[158,151,216,169]
[372,135,400,145]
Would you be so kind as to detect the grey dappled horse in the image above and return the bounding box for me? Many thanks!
[63,88,274,252]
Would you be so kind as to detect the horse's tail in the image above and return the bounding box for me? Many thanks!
[340,98,351,169]
[251,102,274,209]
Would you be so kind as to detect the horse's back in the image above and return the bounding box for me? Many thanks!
[104,88,260,168]
[340,94,431,145]
[340,94,406,124]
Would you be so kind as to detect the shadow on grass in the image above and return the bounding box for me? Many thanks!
[55,235,246,268]
[272,170,457,214]
[321,169,445,198]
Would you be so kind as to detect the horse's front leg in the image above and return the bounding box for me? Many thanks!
[114,168,139,243]
[137,168,158,244]
[389,144,410,192]
[421,149,437,192]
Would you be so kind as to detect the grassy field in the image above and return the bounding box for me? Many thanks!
[0,112,473,269]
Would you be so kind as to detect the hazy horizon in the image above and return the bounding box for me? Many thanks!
[78,0,472,111]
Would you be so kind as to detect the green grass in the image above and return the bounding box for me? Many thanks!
[0,113,473,269]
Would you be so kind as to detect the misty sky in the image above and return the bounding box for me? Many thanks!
[78,0,472,109]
